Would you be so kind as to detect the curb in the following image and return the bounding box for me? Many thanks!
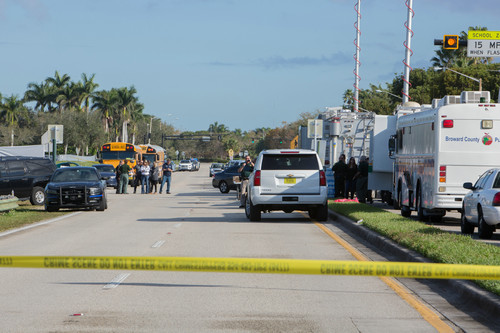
[327,208,500,318]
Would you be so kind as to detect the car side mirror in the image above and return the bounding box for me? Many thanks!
[463,182,474,190]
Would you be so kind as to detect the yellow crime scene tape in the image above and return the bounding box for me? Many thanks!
[0,256,499,280]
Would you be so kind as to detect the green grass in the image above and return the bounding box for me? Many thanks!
[0,201,66,232]
[329,202,500,295]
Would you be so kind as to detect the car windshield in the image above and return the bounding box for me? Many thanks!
[261,154,319,170]
[52,168,99,182]
[211,163,223,168]
[94,165,115,173]
[180,160,191,164]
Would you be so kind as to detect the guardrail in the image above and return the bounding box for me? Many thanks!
[0,196,19,212]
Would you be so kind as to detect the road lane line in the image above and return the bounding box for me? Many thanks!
[103,273,130,289]
[311,218,454,333]
[151,240,166,248]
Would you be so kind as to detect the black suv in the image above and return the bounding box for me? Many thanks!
[0,156,56,205]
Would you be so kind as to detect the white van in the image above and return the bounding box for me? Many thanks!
[245,149,328,221]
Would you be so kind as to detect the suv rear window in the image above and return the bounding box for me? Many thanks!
[261,154,319,170]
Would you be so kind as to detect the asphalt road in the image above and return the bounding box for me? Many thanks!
[0,164,497,332]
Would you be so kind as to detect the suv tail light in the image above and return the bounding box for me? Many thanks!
[254,170,261,186]
[319,170,326,186]
[493,192,500,206]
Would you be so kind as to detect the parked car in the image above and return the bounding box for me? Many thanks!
[44,167,108,212]
[56,161,80,168]
[178,159,193,171]
[92,164,118,188]
[0,156,56,205]
[245,149,328,221]
[209,163,224,177]
[461,168,500,239]
[212,164,242,193]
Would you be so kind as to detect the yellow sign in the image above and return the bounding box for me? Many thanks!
[290,135,298,149]
[1,256,500,280]
[228,149,233,157]
[468,30,500,40]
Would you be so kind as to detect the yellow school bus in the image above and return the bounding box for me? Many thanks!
[138,144,166,168]
[98,142,142,182]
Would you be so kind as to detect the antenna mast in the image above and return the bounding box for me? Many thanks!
[402,0,414,103]
[353,0,361,112]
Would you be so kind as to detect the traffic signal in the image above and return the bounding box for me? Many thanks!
[279,139,283,144]
[443,35,459,49]
[251,138,254,143]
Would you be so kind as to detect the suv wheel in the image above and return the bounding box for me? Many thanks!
[316,204,328,221]
[245,195,261,221]
[30,186,46,205]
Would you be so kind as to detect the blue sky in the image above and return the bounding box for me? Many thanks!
[0,0,498,132]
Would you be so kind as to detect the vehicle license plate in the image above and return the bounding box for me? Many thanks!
[284,178,296,184]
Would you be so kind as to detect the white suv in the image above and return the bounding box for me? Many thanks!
[245,149,328,221]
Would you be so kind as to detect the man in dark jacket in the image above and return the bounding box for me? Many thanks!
[238,155,254,208]
[332,154,348,198]
[118,160,131,194]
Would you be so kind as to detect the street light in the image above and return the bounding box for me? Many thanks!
[375,89,403,100]
[434,66,482,91]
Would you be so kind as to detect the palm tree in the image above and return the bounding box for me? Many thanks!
[0,95,26,127]
[92,89,118,134]
[24,81,50,113]
[128,103,145,144]
[115,86,138,141]
[46,71,71,112]
[80,73,99,113]
[56,82,83,112]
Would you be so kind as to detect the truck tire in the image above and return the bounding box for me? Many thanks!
[30,186,46,206]
[416,189,425,221]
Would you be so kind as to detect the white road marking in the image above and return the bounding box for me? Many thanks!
[173,223,182,228]
[103,273,130,289]
[151,240,166,248]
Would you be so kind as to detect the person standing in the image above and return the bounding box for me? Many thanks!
[238,155,254,208]
[159,159,174,194]
[118,160,131,194]
[345,157,358,199]
[115,160,124,194]
[150,163,161,194]
[354,155,369,203]
[140,161,151,194]
[133,160,142,194]
[332,154,348,198]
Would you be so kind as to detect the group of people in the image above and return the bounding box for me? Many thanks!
[332,154,372,203]
[115,158,174,195]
